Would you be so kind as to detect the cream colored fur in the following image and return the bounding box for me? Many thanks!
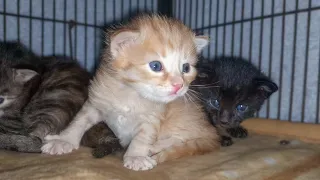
[41,15,219,171]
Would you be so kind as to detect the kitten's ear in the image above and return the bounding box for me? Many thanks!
[254,78,278,99]
[194,36,209,54]
[13,69,38,83]
[110,30,140,58]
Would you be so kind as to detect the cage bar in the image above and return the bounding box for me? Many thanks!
[0,0,319,124]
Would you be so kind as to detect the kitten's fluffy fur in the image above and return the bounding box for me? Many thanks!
[0,42,121,154]
[42,15,219,171]
[194,56,278,146]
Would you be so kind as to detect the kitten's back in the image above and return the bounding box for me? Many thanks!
[23,56,91,139]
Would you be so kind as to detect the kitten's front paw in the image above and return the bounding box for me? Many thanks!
[41,135,79,155]
[220,136,233,147]
[124,156,157,171]
[227,127,248,138]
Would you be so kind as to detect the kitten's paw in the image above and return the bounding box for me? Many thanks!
[227,127,248,138]
[123,156,157,171]
[220,136,233,147]
[41,136,79,155]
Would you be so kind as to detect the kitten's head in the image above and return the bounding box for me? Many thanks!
[194,57,278,128]
[105,15,209,103]
[0,61,38,110]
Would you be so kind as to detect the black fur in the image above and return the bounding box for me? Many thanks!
[192,56,278,146]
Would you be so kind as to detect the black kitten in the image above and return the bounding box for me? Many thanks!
[192,57,278,146]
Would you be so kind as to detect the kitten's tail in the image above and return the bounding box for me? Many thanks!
[0,134,42,153]
[91,141,123,158]
[152,138,219,163]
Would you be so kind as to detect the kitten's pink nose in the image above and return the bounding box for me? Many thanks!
[170,76,183,94]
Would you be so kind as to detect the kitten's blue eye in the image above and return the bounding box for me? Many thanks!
[149,61,163,72]
[209,99,220,109]
[0,98,4,104]
[182,63,190,73]
[236,104,248,112]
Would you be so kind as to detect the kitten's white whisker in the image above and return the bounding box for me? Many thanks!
[186,92,202,111]
[187,91,206,103]
[190,81,220,87]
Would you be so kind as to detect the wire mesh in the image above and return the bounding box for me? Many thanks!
[0,0,319,123]
[173,0,320,123]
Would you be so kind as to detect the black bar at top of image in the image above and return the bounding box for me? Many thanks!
[249,0,254,63]
[207,0,213,59]
[29,0,32,50]
[257,0,264,118]
[277,0,286,120]
[189,0,193,28]
[41,0,45,57]
[157,0,173,17]
[231,0,236,57]
[3,0,6,41]
[301,0,312,123]
[129,0,132,16]
[104,0,107,24]
[94,0,98,70]
[288,0,299,122]
[201,0,205,59]
[266,0,275,119]
[84,0,87,69]
[239,0,245,57]
[178,0,181,20]
[144,0,147,12]
[52,0,56,55]
[63,0,67,60]
[121,0,124,21]
[183,0,186,24]
[316,34,320,124]
[113,0,116,23]
[17,0,20,41]
[223,0,227,56]
[74,0,77,59]
[214,0,219,57]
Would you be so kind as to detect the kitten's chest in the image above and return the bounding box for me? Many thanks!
[104,102,164,147]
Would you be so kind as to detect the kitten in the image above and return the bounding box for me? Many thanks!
[192,56,278,146]
[0,42,122,154]
[41,15,219,171]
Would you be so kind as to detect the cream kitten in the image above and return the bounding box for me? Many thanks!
[41,15,219,171]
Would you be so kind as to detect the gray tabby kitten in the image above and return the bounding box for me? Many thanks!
[0,41,122,155]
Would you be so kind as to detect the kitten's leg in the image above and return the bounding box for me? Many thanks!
[123,116,159,171]
[41,102,102,155]
[91,140,123,158]
[151,137,219,164]
[81,122,123,158]
[227,125,248,138]
[216,125,234,146]
[0,134,42,153]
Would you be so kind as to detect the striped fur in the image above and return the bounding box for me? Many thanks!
[0,41,121,154]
